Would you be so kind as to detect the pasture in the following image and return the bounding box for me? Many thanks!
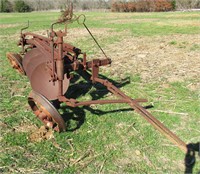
[0,11,200,173]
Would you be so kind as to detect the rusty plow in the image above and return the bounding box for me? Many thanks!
[6,12,188,154]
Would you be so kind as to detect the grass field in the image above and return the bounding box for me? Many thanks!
[0,11,200,173]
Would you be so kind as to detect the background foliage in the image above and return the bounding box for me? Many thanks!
[0,0,31,12]
[0,0,200,13]
[111,0,175,12]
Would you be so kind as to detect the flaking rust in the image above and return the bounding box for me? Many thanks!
[7,7,187,153]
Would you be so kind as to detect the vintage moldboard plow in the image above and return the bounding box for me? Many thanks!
[6,10,187,153]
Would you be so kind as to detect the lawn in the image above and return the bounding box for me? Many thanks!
[0,11,200,173]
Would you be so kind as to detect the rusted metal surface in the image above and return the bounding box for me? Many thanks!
[22,48,70,100]
[30,62,70,100]
[6,52,25,75]
[6,10,187,153]
[94,77,187,153]
[28,90,66,132]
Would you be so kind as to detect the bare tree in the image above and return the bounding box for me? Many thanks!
[176,0,200,9]
[6,0,199,12]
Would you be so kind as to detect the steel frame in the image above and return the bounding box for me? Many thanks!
[7,16,188,153]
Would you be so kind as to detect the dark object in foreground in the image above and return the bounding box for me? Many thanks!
[6,12,187,153]
[184,142,200,174]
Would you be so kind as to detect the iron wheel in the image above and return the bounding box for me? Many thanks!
[6,52,25,75]
[28,90,66,132]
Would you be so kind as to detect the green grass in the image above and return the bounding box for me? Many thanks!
[0,11,200,173]
[190,43,200,51]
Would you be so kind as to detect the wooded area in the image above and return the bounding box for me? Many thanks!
[0,0,200,12]
[111,0,176,12]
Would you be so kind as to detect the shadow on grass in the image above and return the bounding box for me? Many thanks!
[184,142,200,174]
[66,70,131,100]
[55,70,152,131]
[59,70,130,131]
[54,71,200,173]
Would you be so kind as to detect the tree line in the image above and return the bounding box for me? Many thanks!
[111,0,176,12]
[0,0,112,12]
[0,0,200,13]
[0,0,31,12]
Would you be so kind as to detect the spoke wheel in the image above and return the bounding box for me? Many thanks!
[6,52,25,75]
[28,90,66,132]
